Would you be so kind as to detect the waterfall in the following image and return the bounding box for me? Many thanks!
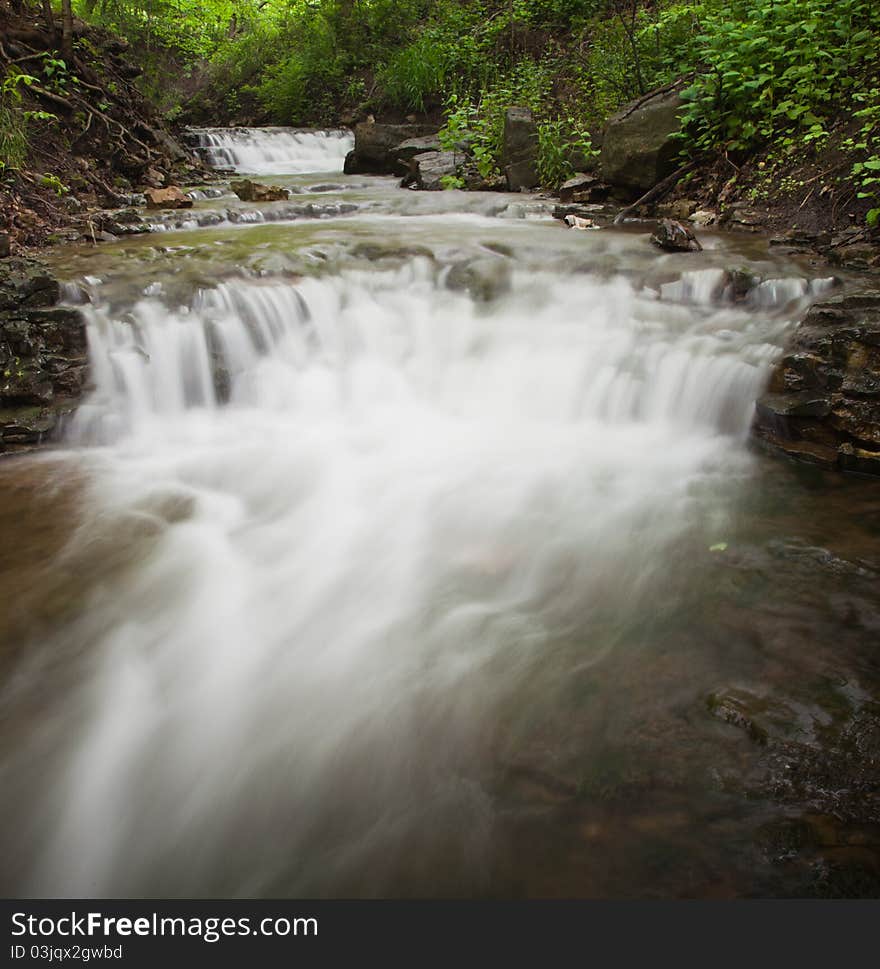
[186,127,354,175]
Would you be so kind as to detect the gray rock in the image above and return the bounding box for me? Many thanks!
[407,151,460,191]
[393,135,442,165]
[344,123,438,175]
[558,173,609,204]
[650,219,702,252]
[600,87,685,194]
[502,107,539,191]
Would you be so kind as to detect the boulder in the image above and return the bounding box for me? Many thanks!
[502,107,539,191]
[650,219,702,252]
[406,151,460,191]
[753,291,880,475]
[600,87,685,194]
[144,186,193,210]
[558,174,609,204]
[393,135,443,166]
[344,122,438,175]
[230,179,289,202]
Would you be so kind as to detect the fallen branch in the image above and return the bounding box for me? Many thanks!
[613,160,700,224]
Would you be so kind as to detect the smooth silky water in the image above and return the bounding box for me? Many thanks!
[1,129,878,897]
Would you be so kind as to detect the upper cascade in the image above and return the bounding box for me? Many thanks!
[186,127,354,175]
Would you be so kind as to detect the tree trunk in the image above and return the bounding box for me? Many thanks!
[39,0,55,34]
[61,0,73,61]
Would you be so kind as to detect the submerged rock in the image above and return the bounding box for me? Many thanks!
[754,291,880,475]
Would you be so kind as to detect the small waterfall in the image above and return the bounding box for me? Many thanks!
[187,126,354,174]
[70,265,788,446]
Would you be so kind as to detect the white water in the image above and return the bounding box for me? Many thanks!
[188,126,354,174]
[0,133,830,897]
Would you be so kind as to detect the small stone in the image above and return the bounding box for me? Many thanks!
[563,214,596,230]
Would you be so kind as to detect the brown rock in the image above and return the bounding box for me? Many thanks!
[144,187,193,210]
[650,219,702,252]
[229,179,289,203]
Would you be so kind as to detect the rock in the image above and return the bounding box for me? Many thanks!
[147,127,189,163]
[0,233,9,259]
[393,135,442,166]
[650,219,702,252]
[143,167,166,188]
[502,107,539,191]
[691,209,716,227]
[754,291,880,475]
[0,259,87,452]
[657,199,697,221]
[446,258,512,302]
[229,179,289,202]
[552,203,606,222]
[344,122,438,175]
[838,443,880,475]
[563,215,597,230]
[406,151,460,191]
[144,187,193,210]
[829,243,880,271]
[600,86,685,194]
[558,173,610,204]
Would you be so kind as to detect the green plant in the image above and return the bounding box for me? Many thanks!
[537,117,598,189]
[39,173,69,196]
[0,72,39,171]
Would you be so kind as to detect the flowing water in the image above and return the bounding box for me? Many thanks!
[1,128,879,898]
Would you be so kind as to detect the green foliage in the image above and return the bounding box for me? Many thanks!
[536,117,597,189]
[677,0,880,153]
[0,73,40,171]
[39,173,69,196]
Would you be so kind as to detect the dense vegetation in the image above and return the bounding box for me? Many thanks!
[1,0,879,222]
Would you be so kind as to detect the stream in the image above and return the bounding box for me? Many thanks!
[1,127,879,898]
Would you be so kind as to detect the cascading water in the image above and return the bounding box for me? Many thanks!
[187,126,354,174]
[1,135,869,899]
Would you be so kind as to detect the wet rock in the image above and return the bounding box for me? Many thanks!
[502,106,539,191]
[0,260,87,452]
[829,243,880,271]
[563,215,596,230]
[230,179,289,203]
[407,151,461,191]
[754,291,880,475]
[144,186,193,210]
[344,122,438,175]
[600,86,685,194]
[707,690,770,745]
[650,219,702,252]
[446,258,512,303]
